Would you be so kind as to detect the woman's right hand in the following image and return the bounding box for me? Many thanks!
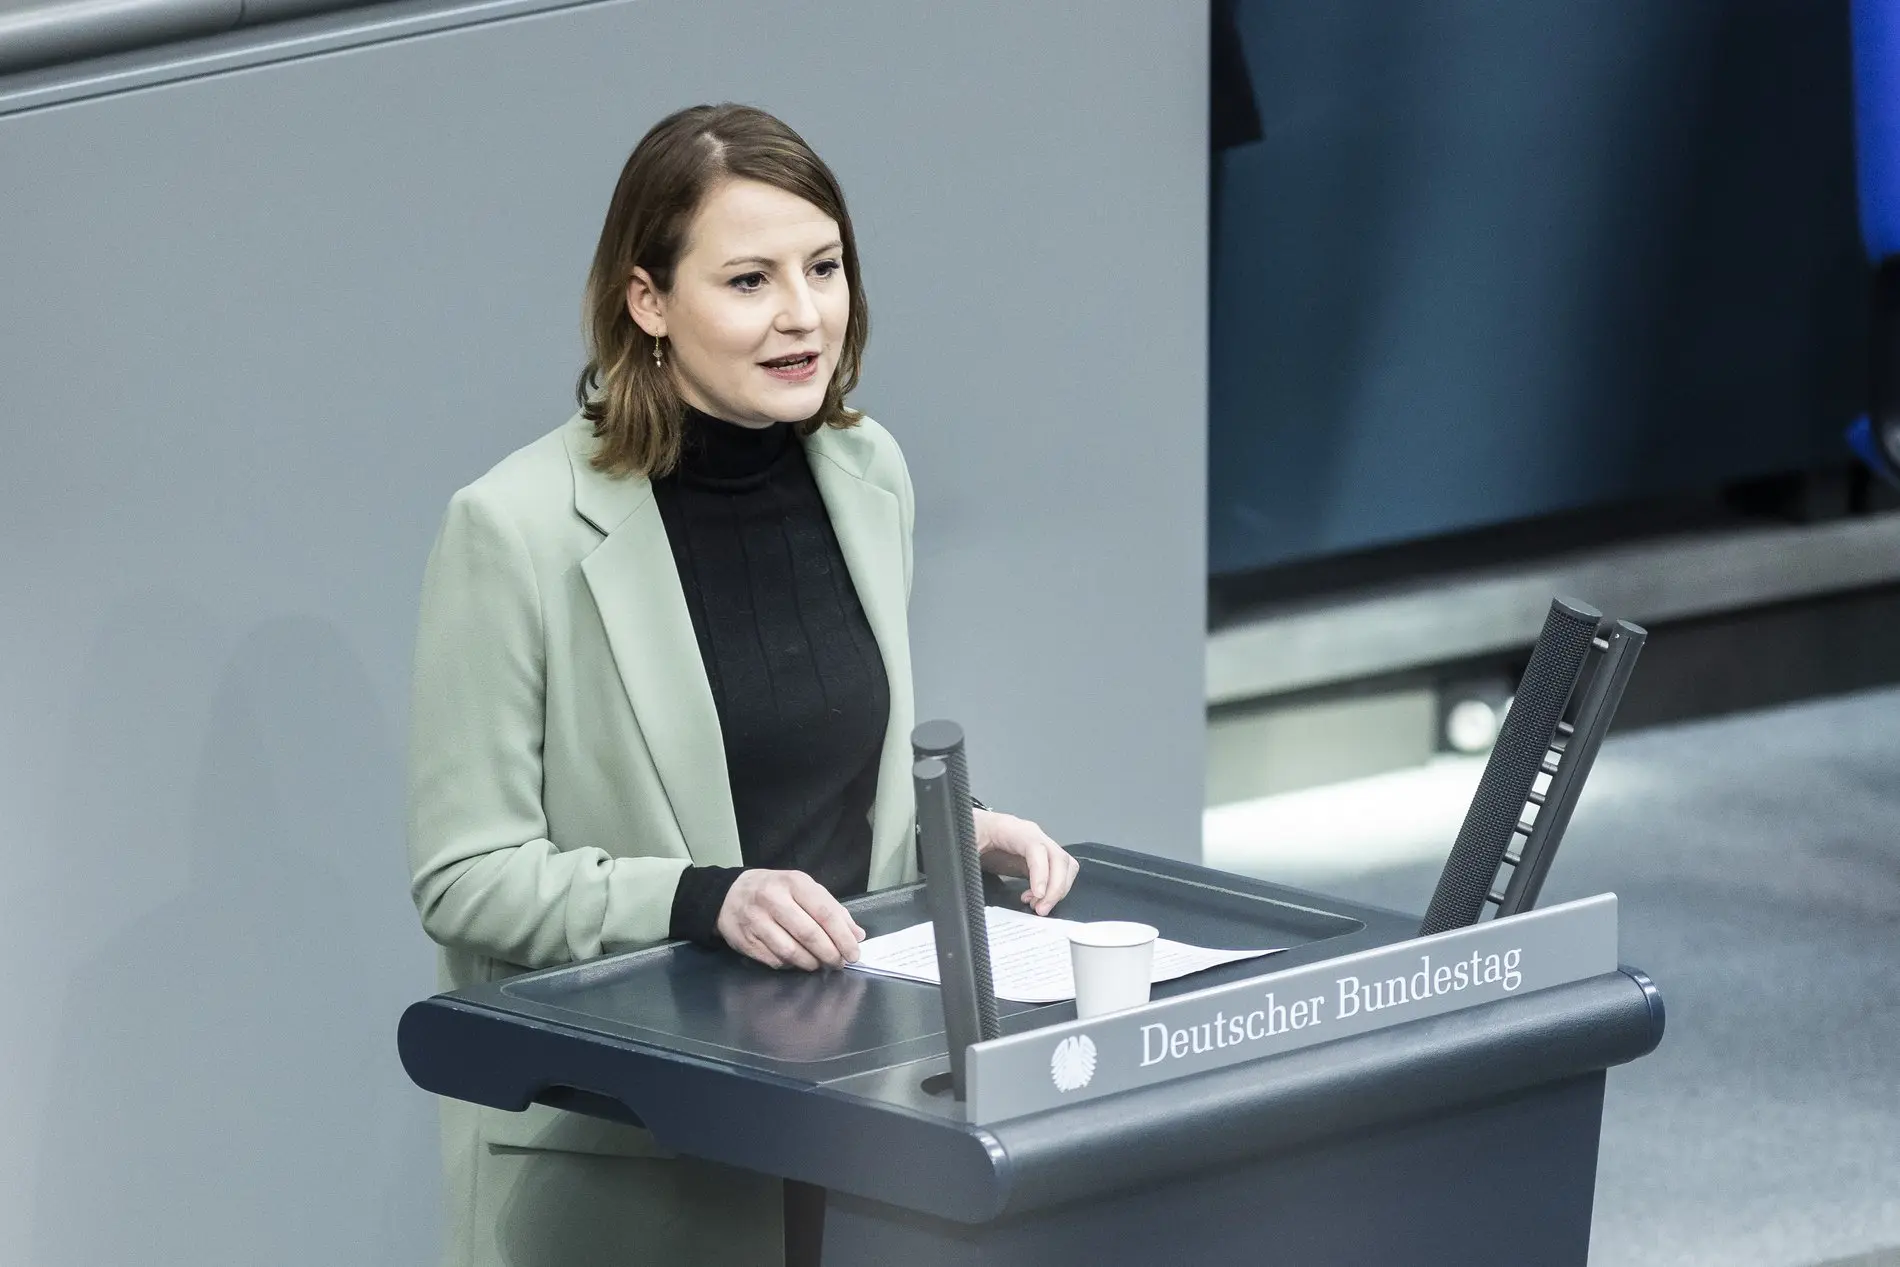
[716,870,866,971]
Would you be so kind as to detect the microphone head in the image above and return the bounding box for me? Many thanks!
[911,719,966,759]
[1550,595,1605,625]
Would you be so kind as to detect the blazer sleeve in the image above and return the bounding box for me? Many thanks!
[406,488,690,969]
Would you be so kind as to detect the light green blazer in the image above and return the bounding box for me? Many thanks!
[406,410,921,1267]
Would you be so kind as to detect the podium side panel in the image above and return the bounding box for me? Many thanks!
[821,1072,1604,1267]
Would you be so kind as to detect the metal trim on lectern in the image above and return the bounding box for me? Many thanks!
[964,893,1617,1123]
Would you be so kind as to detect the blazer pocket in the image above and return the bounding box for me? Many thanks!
[479,1100,677,1159]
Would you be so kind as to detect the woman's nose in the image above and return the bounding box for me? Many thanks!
[777,278,821,331]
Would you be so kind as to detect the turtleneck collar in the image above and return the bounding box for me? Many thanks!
[675,404,795,488]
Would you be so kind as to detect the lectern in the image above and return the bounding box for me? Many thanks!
[403,597,1660,1263]
[399,844,1663,1267]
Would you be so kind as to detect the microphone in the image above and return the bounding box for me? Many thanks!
[1419,598,1601,935]
[1420,597,1648,934]
[911,720,1000,1098]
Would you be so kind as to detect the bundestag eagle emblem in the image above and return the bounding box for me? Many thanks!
[1050,1034,1097,1092]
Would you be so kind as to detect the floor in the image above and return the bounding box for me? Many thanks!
[1205,685,1900,1267]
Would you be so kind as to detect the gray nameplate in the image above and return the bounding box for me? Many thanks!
[964,892,1618,1125]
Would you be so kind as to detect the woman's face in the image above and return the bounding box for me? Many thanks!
[628,178,850,429]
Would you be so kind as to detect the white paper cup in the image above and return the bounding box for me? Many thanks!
[1068,921,1158,1019]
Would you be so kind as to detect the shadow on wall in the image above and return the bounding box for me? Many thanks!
[30,607,438,1265]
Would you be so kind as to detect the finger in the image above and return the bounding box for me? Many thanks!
[737,928,784,970]
[808,899,864,965]
[752,912,821,972]
[764,885,842,969]
[789,875,862,963]
[1041,846,1079,905]
[769,890,848,969]
[1024,841,1052,914]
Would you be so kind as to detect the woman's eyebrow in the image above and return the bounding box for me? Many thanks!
[719,241,845,269]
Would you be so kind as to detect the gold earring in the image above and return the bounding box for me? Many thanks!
[652,337,664,366]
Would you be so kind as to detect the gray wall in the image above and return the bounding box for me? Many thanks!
[0,2,1207,1261]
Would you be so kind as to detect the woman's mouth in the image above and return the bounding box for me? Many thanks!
[760,352,821,383]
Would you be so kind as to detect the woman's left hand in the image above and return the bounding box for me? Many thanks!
[973,808,1080,916]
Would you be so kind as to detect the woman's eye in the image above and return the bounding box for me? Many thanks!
[811,259,842,280]
[729,272,767,293]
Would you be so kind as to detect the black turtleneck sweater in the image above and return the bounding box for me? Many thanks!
[656,406,890,947]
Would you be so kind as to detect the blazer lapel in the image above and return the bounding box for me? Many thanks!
[562,417,913,882]
[567,422,743,870]
[805,428,916,889]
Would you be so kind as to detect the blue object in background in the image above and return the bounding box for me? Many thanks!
[1852,0,1900,257]
[1209,0,1865,577]
[1849,0,1900,486]
[1847,416,1900,483]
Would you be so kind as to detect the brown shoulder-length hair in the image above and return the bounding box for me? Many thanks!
[575,103,869,478]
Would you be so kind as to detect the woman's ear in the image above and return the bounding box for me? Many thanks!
[626,267,665,338]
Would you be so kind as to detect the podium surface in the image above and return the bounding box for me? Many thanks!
[399,844,1664,1266]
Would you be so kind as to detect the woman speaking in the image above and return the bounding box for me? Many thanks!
[405,103,1079,1266]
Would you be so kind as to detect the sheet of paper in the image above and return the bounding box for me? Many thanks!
[848,906,1282,1004]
